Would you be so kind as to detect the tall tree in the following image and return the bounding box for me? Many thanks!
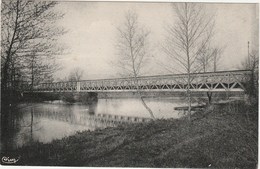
[241,49,259,71]
[1,0,65,92]
[115,10,155,119]
[240,48,259,99]
[162,3,215,120]
[195,44,223,104]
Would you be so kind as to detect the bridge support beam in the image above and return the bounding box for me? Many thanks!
[20,70,252,93]
[77,82,81,92]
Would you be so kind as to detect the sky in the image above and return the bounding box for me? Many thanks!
[53,2,259,80]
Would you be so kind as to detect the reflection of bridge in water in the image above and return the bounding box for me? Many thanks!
[34,110,151,130]
[19,70,251,93]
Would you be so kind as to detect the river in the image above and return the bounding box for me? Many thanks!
[4,97,189,148]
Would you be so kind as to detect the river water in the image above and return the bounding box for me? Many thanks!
[6,97,188,148]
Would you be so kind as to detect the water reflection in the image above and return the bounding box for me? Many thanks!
[10,98,186,147]
[97,98,186,118]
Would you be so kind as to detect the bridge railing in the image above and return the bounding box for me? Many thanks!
[21,70,252,92]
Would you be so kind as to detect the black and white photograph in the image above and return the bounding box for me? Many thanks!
[0,0,259,168]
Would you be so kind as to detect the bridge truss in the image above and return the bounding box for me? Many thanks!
[21,70,252,93]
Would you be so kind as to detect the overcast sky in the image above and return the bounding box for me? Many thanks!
[53,2,258,80]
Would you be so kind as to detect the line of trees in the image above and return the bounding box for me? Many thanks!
[114,4,225,119]
[1,0,66,140]
[1,0,65,94]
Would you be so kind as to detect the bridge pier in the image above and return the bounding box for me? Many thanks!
[77,82,81,92]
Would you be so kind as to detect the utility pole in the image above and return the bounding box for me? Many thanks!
[248,41,250,67]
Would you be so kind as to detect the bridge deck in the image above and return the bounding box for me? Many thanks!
[18,70,252,92]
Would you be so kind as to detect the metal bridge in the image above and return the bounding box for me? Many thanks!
[21,70,252,93]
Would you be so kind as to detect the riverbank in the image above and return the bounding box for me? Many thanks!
[3,100,258,168]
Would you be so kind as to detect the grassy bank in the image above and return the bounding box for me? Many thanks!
[4,101,258,168]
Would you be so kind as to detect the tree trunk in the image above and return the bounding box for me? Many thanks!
[134,77,155,119]
[207,92,212,104]
[214,55,217,72]
[187,65,191,121]
[187,89,191,121]
[140,96,155,119]
[31,59,35,91]
[2,0,20,92]
[185,2,191,121]
[2,57,10,91]
[30,107,34,141]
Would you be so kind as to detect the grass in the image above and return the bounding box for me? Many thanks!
[3,100,258,168]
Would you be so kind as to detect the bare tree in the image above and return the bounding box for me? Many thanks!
[240,48,259,99]
[115,10,155,119]
[196,45,214,73]
[1,0,65,92]
[68,67,84,81]
[24,49,60,90]
[162,3,215,120]
[241,49,259,71]
[212,47,223,72]
[195,44,223,104]
[196,45,223,73]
